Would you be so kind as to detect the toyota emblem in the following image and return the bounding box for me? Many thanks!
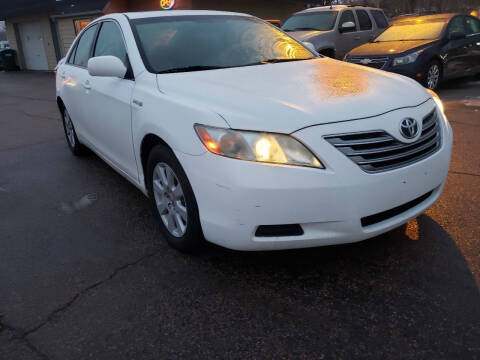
[400,118,420,139]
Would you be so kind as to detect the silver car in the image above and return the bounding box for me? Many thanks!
[282,5,389,59]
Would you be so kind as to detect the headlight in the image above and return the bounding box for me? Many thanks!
[195,125,324,168]
[426,89,444,115]
[392,50,422,66]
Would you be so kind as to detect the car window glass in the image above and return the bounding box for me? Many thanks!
[73,24,98,67]
[371,10,389,28]
[465,16,480,34]
[356,10,372,31]
[282,11,338,32]
[67,43,77,64]
[93,21,128,66]
[133,16,314,74]
[448,16,466,35]
[339,10,356,29]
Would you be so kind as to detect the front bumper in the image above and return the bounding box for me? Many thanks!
[345,56,429,83]
[177,101,453,251]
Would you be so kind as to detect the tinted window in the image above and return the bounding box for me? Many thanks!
[73,24,98,67]
[465,16,480,34]
[282,11,338,31]
[339,10,356,29]
[356,10,372,30]
[94,22,128,66]
[133,16,315,74]
[371,10,389,28]
[448,16,467,35]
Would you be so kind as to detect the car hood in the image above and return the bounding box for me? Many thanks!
[348,40,434,56]
[156,58,430,134]
[285,30,328,41]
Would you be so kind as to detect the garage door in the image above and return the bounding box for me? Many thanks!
[19,22,48,70]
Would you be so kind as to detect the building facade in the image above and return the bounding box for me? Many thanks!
[0,0,313,71]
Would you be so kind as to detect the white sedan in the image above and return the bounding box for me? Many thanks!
[56,10,452,252]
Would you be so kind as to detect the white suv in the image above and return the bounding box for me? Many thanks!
[282,5,390,59]
[56,11,452,252]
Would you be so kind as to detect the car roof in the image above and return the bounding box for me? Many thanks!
[393,13,458,24]
[295,5,381,15]
[124,10,252,20]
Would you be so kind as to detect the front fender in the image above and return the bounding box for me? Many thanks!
[132,72,228,158]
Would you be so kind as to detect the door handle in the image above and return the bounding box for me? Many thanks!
[132,99,143,107]
[83,80,91,90]
[354,36,361,40]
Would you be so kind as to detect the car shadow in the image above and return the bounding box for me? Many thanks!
[198,215,479,298]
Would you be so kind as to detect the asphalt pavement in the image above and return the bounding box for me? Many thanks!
[0,71,479,360]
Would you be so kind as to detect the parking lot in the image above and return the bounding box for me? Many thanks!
[0,71,479,359]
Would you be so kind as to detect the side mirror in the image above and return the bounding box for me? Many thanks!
[340,21,356,33]
[302,42,317,54]
[449,31,466,41]
[88,56,127,78]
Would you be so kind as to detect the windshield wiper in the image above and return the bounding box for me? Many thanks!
[158,65,227,74]
[260,58,310,64]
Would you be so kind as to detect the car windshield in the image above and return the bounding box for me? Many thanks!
[282,11,338,31]
[374,20,447,41]
[132,15,315,74]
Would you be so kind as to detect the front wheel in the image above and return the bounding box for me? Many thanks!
[146,145,204,252]
[423,60,442,90]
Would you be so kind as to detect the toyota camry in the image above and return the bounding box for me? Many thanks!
[56,11,452,252]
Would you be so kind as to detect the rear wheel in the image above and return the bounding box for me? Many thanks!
[424,60,442,90]
[62,108,86,156]
[146,145,204,252]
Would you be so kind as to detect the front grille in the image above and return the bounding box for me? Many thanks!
[347,57,389,70]
[361,190,433,227]
[324,111,441,173]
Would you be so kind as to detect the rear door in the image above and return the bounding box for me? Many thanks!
[84,20,137,180]
[355,9,374,44]
[336,10,361,59]
[59,23,99,139]
[370,10,389,37]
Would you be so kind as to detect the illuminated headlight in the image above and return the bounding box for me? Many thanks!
[426,89,445,115]
[195,125,324,168]
[392,50,422,66]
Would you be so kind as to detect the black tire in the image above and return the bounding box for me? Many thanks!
[423,60,442,90]
[146,144,204,252]
[61,107,87,156]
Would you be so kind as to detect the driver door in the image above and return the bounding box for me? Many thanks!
[336,10,360,59]
[443,16,471,78]
[83,21,138,180]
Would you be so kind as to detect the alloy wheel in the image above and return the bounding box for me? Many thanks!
[64,111,76,147]
[152,163,188,237]
[427,64,440,90]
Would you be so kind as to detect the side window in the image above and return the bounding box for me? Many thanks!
[371,10,389,29]
[448,16,467,35]
[93,22,128,66]
[356,10,372,31]
[339,10,356,31]
[73,24,98,67]
[465,16,480,35]
[67,43,77,64]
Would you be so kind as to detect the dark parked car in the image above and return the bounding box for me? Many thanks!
[344,14,480,90]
